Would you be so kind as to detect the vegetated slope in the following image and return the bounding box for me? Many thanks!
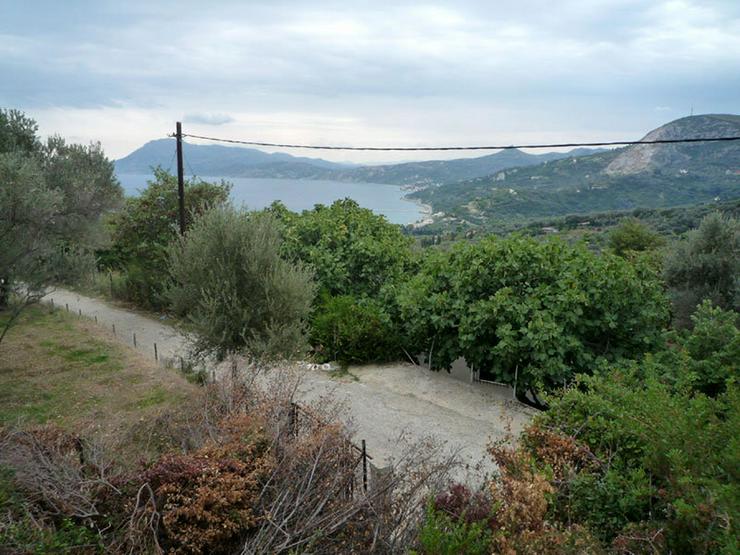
[410,114,740,224]
[331,147,600,186]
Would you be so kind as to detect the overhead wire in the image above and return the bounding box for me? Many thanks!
[171,132,740,152]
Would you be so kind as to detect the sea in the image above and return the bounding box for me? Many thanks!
[116,174,426,226]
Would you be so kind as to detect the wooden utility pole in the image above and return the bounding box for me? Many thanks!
[175,121,186,234]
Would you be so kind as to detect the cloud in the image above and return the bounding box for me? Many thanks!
[2,0,739,161]
[184,112,235,125]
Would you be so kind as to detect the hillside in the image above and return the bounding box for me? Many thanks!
[114,138,349,177]
[331,148,599,187]
[115,138,601,185]
[410,114,740,225]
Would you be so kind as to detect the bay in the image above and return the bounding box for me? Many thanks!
[116,173,427,225]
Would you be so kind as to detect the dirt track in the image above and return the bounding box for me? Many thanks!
[43,288,534,472]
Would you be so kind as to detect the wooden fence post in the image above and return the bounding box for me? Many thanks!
[362,440,368,493]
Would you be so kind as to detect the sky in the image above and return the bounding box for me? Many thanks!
[2,0,739,163]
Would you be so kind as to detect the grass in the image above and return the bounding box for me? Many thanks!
[0,305,197,464]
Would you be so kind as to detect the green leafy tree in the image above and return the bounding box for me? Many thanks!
[664,212,739,326]
[0,152,60,345]
[0,109,121,344]
[397,236,669,405]
[107,168,231,308]
[168,206,316,359]
[310,295,400,365]
[608,218,664,256]
[0,108,40,155]
[270,199,414,298]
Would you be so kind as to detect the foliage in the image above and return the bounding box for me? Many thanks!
[0,108,41,155]
[168,206,316,359]
[0,151,61,345]
[664,212,739,327]
[0,109,121,346]
[653,300,739,396]
[608,218,664,256]
[270,198,414,298]
[142,415,272,554]
[414,501,492,555]
[106,168,231,309]
[536,368,740,553]
[310,294,401,364]
[396,235,669,402]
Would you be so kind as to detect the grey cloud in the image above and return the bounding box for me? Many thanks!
[184,112,235,125]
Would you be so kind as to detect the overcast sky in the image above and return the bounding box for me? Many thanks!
[2,0,739,163]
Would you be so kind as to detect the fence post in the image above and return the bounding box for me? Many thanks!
[50,299,54,311]
[78,309,82,317]
[94,315,97,324]
[112,323,116,336]
[154,342,158,361]
[65,303,69,312]
[133,332,137,347]
[362,440,368,493]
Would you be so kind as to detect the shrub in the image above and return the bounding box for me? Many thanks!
[107,168,231,309]
[664,212,739,326]
[608,218,664,256]
[142,415,272,554]
[414,501,492,555]
[168,206,316,359]
[310,295,401,364]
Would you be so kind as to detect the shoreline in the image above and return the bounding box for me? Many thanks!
[406,196,434,227]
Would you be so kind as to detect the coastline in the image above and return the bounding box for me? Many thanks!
[406,196,434,227]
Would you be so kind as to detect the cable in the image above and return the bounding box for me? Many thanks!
[173,132,740,152]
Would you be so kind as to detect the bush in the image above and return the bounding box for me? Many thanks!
[664,212,739,327]
[310,295,401,364]
[609,218,664,256]
[107,168,231,310]
[168,206,316,359]
[414,501,492,555]
[536,369,739,553]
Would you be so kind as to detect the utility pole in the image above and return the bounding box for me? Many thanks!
[175,121,186,235]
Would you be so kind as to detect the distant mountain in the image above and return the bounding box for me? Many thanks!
[332,148,599,187]
[115,137,603,186]
[114,138,349,177]
[410,114,740,224]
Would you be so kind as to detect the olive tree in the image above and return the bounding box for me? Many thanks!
[168,206,316,360]
[664,212,738,327]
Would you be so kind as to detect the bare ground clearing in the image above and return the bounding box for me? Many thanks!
[42,288,535,471]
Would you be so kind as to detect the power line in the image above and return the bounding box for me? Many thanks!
[174,132,740,152]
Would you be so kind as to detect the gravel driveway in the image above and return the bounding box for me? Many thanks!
[43,288,534,472]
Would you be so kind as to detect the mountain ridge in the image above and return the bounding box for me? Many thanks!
[409,114,740,225]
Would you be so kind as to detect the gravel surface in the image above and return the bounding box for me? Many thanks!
[42,288,534,472]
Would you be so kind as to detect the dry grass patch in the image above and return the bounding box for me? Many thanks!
[0,305,198,465]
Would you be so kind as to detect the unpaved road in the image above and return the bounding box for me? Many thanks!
[43,288,534,472]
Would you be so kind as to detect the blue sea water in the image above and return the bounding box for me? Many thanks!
[117,174,425,225]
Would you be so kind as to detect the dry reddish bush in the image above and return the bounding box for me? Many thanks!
[433,483,494,526]
[139,414,273,555]
[521,424,600,480]
[487,441,602,555]
[612,522,666,554]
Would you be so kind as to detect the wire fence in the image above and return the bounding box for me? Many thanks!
[43,294,377,494]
